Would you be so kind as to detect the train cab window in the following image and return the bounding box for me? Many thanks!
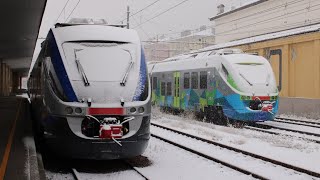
[152,77,157,90]
[184,73,190,89]
[166,82,172,96]
[200,71,207,89]
[221,64,229,78]
[161,82,166,96]
[191,72,198,89]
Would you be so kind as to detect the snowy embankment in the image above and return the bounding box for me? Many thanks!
[150,107,320,175]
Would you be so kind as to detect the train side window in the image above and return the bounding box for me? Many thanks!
[152,77,157,90]
[166,82,172,96]
[161,82,166,96]
[184,72,190,89]
[200,71,207,89]
[191,72,198,89]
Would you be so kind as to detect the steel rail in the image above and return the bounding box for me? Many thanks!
[151,122,320,178]
[124,161,149,180]
[276,117,320,126]
[244,126,320,144]
[151,133,267,180]
[71,168,80,180]
[251,123,320,138]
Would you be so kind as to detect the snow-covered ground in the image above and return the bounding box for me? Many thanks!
[150,107,320,175]
[137,137,253,180]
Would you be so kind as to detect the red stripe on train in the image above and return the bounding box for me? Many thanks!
[88,108,124,115]
[252,96,270,101]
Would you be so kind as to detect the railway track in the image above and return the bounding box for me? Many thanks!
[151,134,266,180]
[151,122,320,179]
[244,126,320,144]
[250,122,320,138]
[274,118,320,129]
[70,160,149,180]
[276,117,320,126]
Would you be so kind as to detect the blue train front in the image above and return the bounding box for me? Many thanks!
[213,53,279,122]
[28,23,151,159]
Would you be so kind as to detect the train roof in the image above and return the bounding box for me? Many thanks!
[151,52,267,73]
[51,24,140,44]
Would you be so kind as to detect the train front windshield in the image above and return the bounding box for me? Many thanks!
[62,42,137,82]
[234,63,269,85]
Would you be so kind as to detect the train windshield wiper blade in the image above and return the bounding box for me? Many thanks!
[74,49,90,86]
[239,73,252,86]
[120,49,133,86]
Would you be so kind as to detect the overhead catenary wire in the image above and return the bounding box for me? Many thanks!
[118,0,162,24]
[54,0,72,23]
[65,0,81,22]
[133,0,190,29]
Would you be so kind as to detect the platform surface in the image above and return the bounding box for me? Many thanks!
[0,96,42,180]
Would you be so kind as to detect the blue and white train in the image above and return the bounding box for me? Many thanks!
[28,23,151,159]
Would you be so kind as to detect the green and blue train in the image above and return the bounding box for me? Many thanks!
[148,49,279,125]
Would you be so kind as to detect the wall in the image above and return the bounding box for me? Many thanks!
[214,0,320,43]
[0,62,13,96]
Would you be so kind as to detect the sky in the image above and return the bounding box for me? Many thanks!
[33,0,218,64]
[32,0,253,64]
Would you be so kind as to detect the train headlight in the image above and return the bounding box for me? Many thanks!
[138,107,144,113]
[130,107,136,113]
[75,107,82,114]
[65,107,73,114]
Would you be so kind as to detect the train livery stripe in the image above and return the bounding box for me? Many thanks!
[133,48,147,101]
[48,30,78,102]
[88,108,124,115]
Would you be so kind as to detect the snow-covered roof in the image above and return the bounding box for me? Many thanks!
[210,0,268,21]
[199,23,320,52]
[156,28,213,42]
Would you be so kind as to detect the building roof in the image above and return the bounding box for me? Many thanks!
[209,0,268,21]
[199,23,320,52]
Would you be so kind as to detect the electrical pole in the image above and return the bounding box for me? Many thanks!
[127,5,130,29]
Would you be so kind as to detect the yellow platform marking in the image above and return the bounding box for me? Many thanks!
[0,100,22,180]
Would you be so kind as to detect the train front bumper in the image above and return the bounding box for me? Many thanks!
[42,115,150,160]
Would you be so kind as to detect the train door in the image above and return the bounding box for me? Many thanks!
[269,49,282,92]
[173,72,180,108]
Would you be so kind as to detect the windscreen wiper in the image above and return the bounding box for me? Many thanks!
[74,49,90,86]
[239,73,253,86]
[120,49,134,86]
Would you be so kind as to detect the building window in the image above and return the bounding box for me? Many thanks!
[191,72,198,89]
[200,71,207,89]
[184,72,190,89]
[152,77,157,90]
[161,82,166,96]
[166,82,172,96]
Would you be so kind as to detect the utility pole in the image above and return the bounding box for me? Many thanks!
[127,5,130,29]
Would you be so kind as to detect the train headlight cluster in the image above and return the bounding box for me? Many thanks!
[128,106,145,114]
[130,107,136,113]
[75,107,82,114]
[65,107,83,115]
[65,107,73,114]
[138,107,144,113]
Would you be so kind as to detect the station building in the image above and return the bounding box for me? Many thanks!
[209,0,320,118]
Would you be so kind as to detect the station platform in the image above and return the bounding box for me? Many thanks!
[0,96,44,180]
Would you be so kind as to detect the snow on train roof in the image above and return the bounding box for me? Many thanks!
[52,25,140,44]
[151,53,265,73]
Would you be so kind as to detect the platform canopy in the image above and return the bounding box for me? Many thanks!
[0,0,47,76]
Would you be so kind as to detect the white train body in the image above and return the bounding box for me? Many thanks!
[28,24,151,159]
